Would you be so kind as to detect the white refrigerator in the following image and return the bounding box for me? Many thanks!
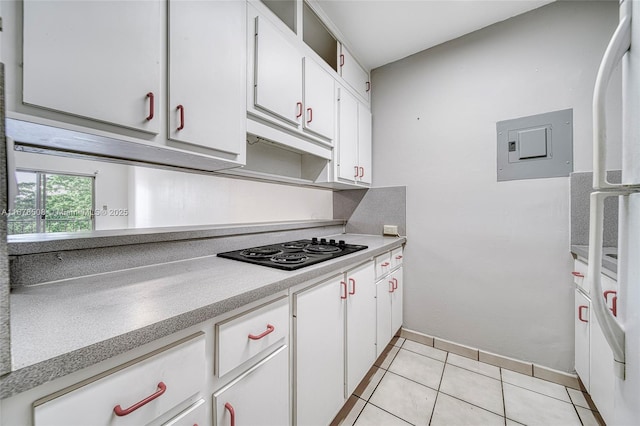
[588,0,640,424]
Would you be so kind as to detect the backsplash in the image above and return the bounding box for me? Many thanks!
[334,186,407,236]
[570,171,620,246]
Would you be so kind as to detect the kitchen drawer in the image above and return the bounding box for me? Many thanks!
[213,346,289,426]
[390,247,404,269]
[216,296,288,377]
[34,333,206,426]
[375,252,392,279]
[163,399,206,426]
[573,260,588,294]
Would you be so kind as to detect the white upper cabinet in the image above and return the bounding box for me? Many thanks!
[339,45,371,103]
[22,0,162,133]
[254,15,303,127]
[303,57,335,140]
[168,0,246,158]
[337,88,372,186]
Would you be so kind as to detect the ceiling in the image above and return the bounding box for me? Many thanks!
[313,0,555,70]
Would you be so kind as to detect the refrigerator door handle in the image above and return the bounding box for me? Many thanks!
[593,13,631,190]
[588,191,630,379]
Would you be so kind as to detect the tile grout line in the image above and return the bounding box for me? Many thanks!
[427,350,449,425]
[567,385,586,426]
[500,367,507,426]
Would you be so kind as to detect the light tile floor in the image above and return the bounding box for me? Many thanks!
[333,337,605,426]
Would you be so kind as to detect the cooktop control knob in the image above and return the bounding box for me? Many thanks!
[339,240,346,247]
[330,239,336,245]
[320,238,327,244]
[312,237,318,244]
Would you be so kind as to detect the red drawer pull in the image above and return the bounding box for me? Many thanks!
[578,305,589,323]
[177,105,185,131]
[381,262,390,267]
[225,402,235,426]
[572,271,585,278]
[392,277,398,290]
[146,92,154,121]
[248,324,275,340]
[395,255,403,260]
[348,278,356,295]
[341,281,347,299]
[296,102,303,118]
[604,290,618,317]
[113,382,166,416]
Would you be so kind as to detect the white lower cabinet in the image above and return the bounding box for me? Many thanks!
[294,275,346,426]
[294,260,376,425]
[574,289,590,390]
[213,346,289,426]
[33,334,206,426]
[573,260,617,425]
[376,263,404,356]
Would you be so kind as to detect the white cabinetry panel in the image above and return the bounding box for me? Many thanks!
[213,347,289,426]
[23,0,161,133]
[168,0,246,157]
[346,262,376,395]
[337,88,359,182]
[254,16,303,126]
[574,290,590,390]
[294,276,345,426]
[303,58,335,140]
[33,334,205,426]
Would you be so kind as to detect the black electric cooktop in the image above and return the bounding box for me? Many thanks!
[217,238,368,271]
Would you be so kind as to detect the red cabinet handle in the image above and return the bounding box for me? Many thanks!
[354,166,359,178]
[604,290,618,317]
[296,102,303,118]
[395,255,403,260]
[389,280,394,293]
[572,271,584,278]
[341,281,347,299]
[177,105,185,131]
[225,402,235,426]
[307,108,313,123]
[359,166,365,178]
[340,54,345,67]
[348,278,356,295]
[146,92,155,121]
[578,305,589,323]
[248,324,275,340]
[366,81,371,92]
[113,382,166,416]
[381,262,390,267]
[392,277,398,290]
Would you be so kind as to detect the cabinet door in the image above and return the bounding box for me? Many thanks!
[337,88,359,183]
[163,399,206,426]
[23,0,161,133]
[574,290,590,390]
[590,302,615,424]
[346,262,376,396]
[294,276,345,426]
[391,267,404,334]
[168,0,246,157]
[303,58,335,140]
[339,46,370,102]
[213,346,289,426]
[358,105,372,185]
[376,278,393,357]
[254,16,303,126]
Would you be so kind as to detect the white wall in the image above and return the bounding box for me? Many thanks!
[14,152,130,230]
[371,1,621,371]
[130,167,333,228]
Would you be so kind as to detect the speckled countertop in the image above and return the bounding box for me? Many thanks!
[0,233,405,399]
[571,245,617,274]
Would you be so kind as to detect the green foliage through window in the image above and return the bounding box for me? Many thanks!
[7,171,94,235]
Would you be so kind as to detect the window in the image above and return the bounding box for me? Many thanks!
[8,171,95,235]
